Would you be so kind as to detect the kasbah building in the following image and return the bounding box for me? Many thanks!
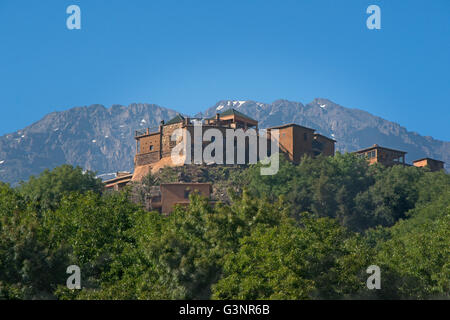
[105,108,445,214]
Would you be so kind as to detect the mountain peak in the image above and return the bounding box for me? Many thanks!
[0,99,448,184]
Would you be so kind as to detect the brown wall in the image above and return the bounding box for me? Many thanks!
[314,135,335,157]
[277,127,295,161]
[292,126,314,163]
[357,149,379,165]
[160,183,211,214]
[134,121,334,172]
[161,123,184,158]
[413,159,444,172]
[357,148,405,166]
[184,125,255,164]
[376,149,405,166]
[135,123,183,167]
[135,152,161,166]
[138,133,161,154]
[413,159,428,168]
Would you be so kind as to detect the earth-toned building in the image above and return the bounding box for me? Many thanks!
[355,144,407,166]
[413,157,445,171]
[105,111,446,213]
[355,144,445,171]
[104,109,337,213]
[131,109,336,180]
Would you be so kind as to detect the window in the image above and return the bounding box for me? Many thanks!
[150,145,154,151]
[184,189,191,199]
[304,133,308,141]
[367,150,376,159]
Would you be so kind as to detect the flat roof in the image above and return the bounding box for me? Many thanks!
[160,182,212,186]
[104,174,133,184]
[134,130,161,139]
[313,133,336,142]
[413,157,445,164]
[355,144,407,155]
[268,123,315,131]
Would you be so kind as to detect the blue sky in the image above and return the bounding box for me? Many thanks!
[0,0,449,140]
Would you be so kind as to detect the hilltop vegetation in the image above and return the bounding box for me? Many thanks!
[1,99,449,186]
[0,155,449,300]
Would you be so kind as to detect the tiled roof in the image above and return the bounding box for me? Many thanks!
[166,114,185,125]
[209,108,257,123]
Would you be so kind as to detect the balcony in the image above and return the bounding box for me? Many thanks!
[135,126,160,137]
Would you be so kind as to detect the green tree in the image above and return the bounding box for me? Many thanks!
[19,165,103,211]
[0,183,68,299]
[375,210,449,299]
[42,190,145,299]
[354,165,424,230]
[213,213,373,300]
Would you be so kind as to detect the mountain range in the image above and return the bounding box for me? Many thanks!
[0,98,448,185]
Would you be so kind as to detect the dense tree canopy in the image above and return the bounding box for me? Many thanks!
[0,155,448,300]
[18,164,103,211]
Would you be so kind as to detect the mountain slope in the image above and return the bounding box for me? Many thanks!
[198,99,450,168]
[0,103,178,184]
[0,99,448,184]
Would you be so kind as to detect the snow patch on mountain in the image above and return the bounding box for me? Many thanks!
[233,101,247,108]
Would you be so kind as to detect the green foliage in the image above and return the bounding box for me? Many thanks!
[0,159,448,300]
[212,214,373,299]
[18,165,103,211]
[375,210,449,299]
[43,190,145,298]
[243,153,376,231]
[0,183,68,299]
[78,192,290,299]
[353,165,424,229]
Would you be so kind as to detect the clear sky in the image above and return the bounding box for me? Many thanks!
[0,0,449,140]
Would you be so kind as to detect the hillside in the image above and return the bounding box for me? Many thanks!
[2,154,449,299]
[199,99,450,167]
[0,99,449,184]
[0,104,178,184]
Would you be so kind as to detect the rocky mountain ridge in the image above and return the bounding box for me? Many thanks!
[0,99,448,184]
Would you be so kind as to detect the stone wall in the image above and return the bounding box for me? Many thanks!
[161,123,183,158]
[135,151,161,166]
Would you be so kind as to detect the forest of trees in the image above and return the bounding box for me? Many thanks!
[0,153,448,299]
